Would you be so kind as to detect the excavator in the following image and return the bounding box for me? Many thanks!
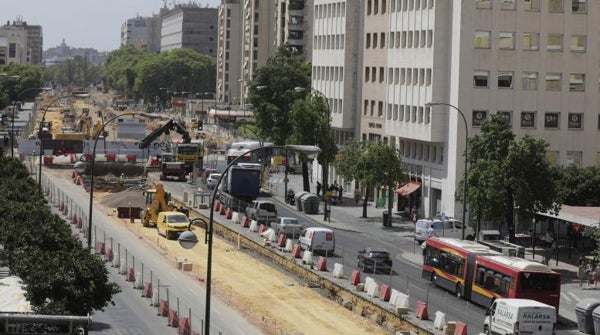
[138,119,202,181]
[141,183,189,227]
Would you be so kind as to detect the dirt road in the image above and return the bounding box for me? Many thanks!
[96,189,390,335]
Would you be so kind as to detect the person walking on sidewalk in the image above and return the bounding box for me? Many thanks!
[594,263,600,289]
[316,181,322,197]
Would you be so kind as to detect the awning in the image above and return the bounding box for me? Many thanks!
[395,182,421,196]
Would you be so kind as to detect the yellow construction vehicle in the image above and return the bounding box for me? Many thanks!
[141,183,171,227]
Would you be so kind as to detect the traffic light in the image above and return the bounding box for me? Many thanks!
[198,121,203,131]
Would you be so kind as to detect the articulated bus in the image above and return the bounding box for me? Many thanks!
[422,237,561,312]
[225,141,274,164]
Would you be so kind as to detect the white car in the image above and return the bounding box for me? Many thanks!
[206,173,221,190]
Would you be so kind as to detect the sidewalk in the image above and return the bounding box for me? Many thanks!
[271,172,582,274]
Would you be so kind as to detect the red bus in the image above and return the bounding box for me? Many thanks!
[422,237,560,312]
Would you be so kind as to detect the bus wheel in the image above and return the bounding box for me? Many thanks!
[430,273,437,284]
[455,283,463,299]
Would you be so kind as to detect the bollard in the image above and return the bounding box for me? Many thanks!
[416,301,429,320]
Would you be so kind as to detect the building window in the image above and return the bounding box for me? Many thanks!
[545,73,562,90]
[500,0,515,10]
[475,31,491,48]
[472,110,487,127]
[521,112,536,128]
[544,112,560,129]
[546,151,559,165]
[476,0,491,9]
[473,70,489,87]
[566,151,582,167]
[570,35,586,52]
[498,72,513,88]
[547,34,563,51]
[598,114,600,130]
[572,0,587,13]
[549,0,564,12]
[498,111,512,125]
[366,33,371,48]
[568,113,583,129]
[569,74,585,91]
[522,33,539,51]
[522,72,538,90]
[499,32,515,50]
[524,0,540,11]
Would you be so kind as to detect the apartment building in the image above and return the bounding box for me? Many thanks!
[0,20,43,64]
[351,0,600,223]
[160,5,218,56]
[121,15,161,53]
[274,0,314,60]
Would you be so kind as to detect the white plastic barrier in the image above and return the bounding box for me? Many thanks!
[119,258,127,275]
[332,263,344,278]
[116,154,128,162]
[389,289,410,309]
[111,253,120,268]
[52,155,72,165]
[302,250,314,265]
[261,228,276,241]
[364,277,379,298]
[433,311,447,330]
[151,289,159,306]
[249,220,258,232]
[134,272,143,289]
[284,239,293,252]
[231,212,240,224]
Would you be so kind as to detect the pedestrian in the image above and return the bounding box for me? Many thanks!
[316,181,322,197]
[354,188,361,205]
[587,260,594,288]
[338,185,343,202]
[578,261,587,289]
[594,263,600,289]
[545,231,554,248]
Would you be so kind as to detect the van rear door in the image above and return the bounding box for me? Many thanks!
[517,306,555,334]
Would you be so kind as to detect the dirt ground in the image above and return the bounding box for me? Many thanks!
[98,190,390,335]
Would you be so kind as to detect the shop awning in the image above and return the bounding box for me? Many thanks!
[395,182,421,196]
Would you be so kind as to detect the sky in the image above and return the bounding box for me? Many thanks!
[2,0,221,52]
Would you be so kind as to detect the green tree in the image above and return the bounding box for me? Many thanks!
[0,63,45,109]
[246,45,311,145]
[555,165,600,206]
[0,157,120,315]
[101,46,148,97]
[466,114,559,243]
[334,139,405,219]
[289,93,337,192]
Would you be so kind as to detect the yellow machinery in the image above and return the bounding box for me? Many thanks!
[141,183,171,227]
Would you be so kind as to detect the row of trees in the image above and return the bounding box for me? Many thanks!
[0,63,45,110]
[0,157,120,317]
[101,46,216,105]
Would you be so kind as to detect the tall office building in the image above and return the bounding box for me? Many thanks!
[0,19,43,64]
[311,0,600,223]
[274,0,314,61]
[121,15,161,53]
[161,5,218,56]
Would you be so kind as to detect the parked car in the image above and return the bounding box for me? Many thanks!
[206,173,221,190]
[414,218,475,243]
[201,168,218,181]
[272,217,306,238]
[357,248,393,273]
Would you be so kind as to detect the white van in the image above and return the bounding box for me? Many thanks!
[484,298,556,335]
[414,218,475,243]
[299,227,335,255]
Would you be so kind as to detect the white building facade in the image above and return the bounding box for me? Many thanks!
[311,0,600,224]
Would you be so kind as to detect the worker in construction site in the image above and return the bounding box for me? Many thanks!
[119,173,125,186]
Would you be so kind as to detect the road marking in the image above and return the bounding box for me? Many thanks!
[562,291,580,303]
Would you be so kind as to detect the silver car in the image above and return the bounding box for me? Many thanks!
[206,173,221,190]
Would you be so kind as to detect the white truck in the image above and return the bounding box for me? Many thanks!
[245,199,277,224]
[484,298,556,335]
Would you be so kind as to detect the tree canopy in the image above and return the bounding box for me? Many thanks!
[334,139,405,218]
[0,157,120,315]
[0,63,45,109]
[466,114,559,243]
[246,45,311,145]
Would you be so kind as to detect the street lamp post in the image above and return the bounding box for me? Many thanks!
[75,112,162,248]
[178,144,320,335]
[426,102,469,240]
[38,95,72,196]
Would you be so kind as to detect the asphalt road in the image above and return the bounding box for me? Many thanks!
[44,168,265,335]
